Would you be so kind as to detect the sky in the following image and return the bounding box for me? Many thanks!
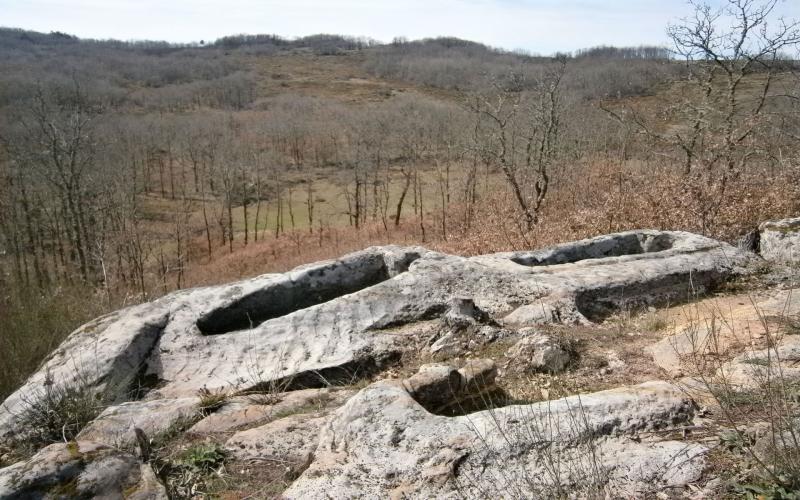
[1,0,799,54]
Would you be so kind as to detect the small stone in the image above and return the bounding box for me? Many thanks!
[759,217,800,264]
[505,332,573,374]
[430,332,455,354]
[403,364,461,408]
[703,477,722,493]
[444,297,480,327]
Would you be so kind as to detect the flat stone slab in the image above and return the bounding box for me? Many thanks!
[720,335,800,389]
[225,412,328,463]
[76,397,200,448]
[648,289,800,375]
[1,231,748,440]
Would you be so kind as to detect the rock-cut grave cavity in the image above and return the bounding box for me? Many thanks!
[196,250,421,335]
[510,231,675,267]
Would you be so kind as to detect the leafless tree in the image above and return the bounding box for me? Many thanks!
[470,59,567,231]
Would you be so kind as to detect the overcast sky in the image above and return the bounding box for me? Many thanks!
[2,0,799,54]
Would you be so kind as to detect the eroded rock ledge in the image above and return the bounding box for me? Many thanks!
[0,230,746,439]
[285,377,704,499]
[0,229,754,497]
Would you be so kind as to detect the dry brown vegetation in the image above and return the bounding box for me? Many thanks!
[1,0,799,406]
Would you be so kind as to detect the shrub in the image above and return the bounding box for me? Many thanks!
[13,372,111,453]
[196,387,229,416]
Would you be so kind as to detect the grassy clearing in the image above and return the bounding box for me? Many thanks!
[245,51,461,104]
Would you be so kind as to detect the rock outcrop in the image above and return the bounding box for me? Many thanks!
[75,397,200,448]
[225,412,325,463]
[720,335,800,389]
[0,229,756,498]
[0,230,746,441]
[188,388,351,435]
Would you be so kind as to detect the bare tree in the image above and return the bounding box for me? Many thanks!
[597,1,800,234]
[1,82,101,281]
[470,59,566,232]
[667,0,800,173]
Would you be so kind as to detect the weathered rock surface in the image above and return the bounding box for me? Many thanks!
[76,397,200,448]
[225,412,326,463]
[647,328,709,376]
[284,379,705,498]
[0,229,761,498]
[0,246,423,439]
[0,441,166,499]
[486,230,747,325]
[759,217,800,264]
[0,229,746,492]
